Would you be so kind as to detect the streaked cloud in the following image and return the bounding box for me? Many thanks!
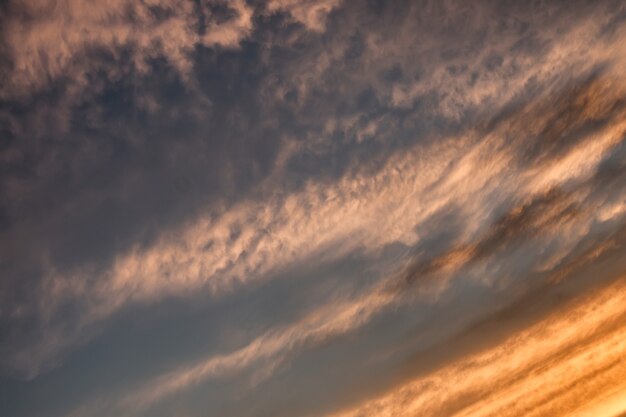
[1,1,626,417]
[328,278,626,417]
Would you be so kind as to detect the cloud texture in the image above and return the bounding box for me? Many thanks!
[1,1,626,416]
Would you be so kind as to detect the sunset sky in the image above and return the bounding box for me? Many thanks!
[1,1,626,416]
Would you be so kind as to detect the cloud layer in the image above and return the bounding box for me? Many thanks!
[1,1,626,416]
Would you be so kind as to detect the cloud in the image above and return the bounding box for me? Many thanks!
[0,0,260,100]
[328,278,626,417]
[5,54,626,380]
[266,0,342,31]
[58,77,626,415]
[2,2,626,417]
[118,288,393,411]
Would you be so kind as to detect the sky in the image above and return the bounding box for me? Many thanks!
[1,0,626,416]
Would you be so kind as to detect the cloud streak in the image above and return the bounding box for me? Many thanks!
[328,278,626,417]
[1,1,626,417]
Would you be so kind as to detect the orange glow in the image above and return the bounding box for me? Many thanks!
[330,278,626,417]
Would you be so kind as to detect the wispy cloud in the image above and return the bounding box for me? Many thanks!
[2,1,626,417]
[8,57,626,380]
[328,278,626,417]
[59,68,626,416]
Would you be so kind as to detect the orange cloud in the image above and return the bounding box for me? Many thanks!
[329,278,626,417]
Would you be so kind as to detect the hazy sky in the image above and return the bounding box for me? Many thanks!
[1,1,626,416]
